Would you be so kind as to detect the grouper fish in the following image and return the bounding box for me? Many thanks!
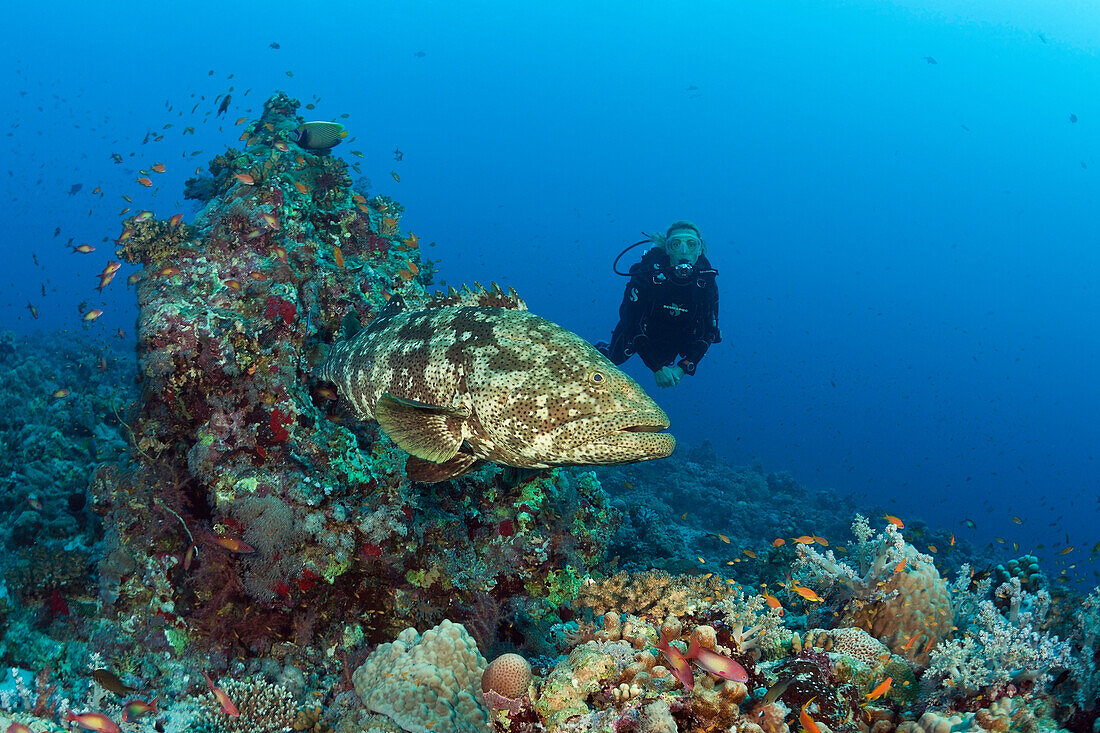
[315,284,675,482]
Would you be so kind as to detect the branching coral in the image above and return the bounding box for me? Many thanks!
[575,569,735,620]
[924,578,1072,700]
[793,515,953,665]
[193,676,297,733]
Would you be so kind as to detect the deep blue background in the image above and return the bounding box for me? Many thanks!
[2,1,1096,581]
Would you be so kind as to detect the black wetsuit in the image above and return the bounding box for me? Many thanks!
[598,247,720,375]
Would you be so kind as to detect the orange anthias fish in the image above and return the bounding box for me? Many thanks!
[122,696,159,722]
[203,672,240,717]
[685,637,749,683]
[210,534,255,553]
[800,698,822,733]
[83,309,104,321]
[792,535,815,544]
[656,632,695,691]
[772,538,786,547]
[235,173,255,185]
[866,676,892,701]
[136,177,152,187]
[333,246,345,267]
[168,213,184,227]
[66,711,122,733]
[260,212,280,230]
[74,244,95,253]
[294,181,309,194]
[885,514,904,528]
[763,592,785,615]
[791,585,824,603]
[151,163,166,173]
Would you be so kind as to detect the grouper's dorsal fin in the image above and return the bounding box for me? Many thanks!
[425,282,527,311]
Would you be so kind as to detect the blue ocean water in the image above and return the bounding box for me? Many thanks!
[1,0,1096,588]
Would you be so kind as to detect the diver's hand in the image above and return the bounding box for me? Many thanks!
[655,366,683,388]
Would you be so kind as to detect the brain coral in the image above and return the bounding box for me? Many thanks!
[481,653,532,699]
[352,619,490,733]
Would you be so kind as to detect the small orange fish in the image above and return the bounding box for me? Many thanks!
[1012,516,1023,524]
[52,389,70,399]
[763,592,784,614]
[102,261,122,275]
[122,696,159,723]
[885,514,904,528]
[294,181,309,194]
[333,246,345,267]
[791,585,824,602]
[813,535,829,546]
[235,117,249,125]
[203,672,240,717]
[239,131,249,141]
[168,213,184,227]
[866,676,892,700]
[403,233,420,248]
[716,533,730,544]
[136,177,152,187]
[742,549,757,559]
[928,544,938,553]
[122,194,133,202]
[127,272,142,286]
[92,186,101,194]
[799,698,821,733]
[117,227,134,243]
[407,259,419,276]
[235,173,255,185]
[157,266,180,276]
[224,279,241,291]
[246,229,264,240]
[274,140,289,152]
[66,711,121,733]
[27,303,38,319]
[390,171,400,182]
[151,163,166,173]
[792,535,815,544]
[893,558,908,574]
[83,309,104,321]
[248,271,267,281]
[398,269,413,281]
[949,533,955,546]
[772,538,786,547]
[1059,546,1074,555]
[75,244,95,253]
[210,534,255,553]
[902,634,920,652]
[273,246,288,263]
[260,212,280,230]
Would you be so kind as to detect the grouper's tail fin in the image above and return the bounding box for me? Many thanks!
[426,282,526,311]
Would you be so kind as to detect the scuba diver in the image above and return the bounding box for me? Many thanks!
[596,221,720,388]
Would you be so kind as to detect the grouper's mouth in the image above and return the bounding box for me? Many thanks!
[562,410,675,464]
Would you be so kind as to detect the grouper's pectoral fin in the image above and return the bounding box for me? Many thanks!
[375,392,470,463]
[405,453,482,483]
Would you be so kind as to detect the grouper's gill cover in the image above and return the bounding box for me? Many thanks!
[316,284,675,482]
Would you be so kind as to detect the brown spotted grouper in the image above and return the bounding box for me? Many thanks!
[316,284,675,482]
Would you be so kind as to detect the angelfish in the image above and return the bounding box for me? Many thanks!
[294,121,347,150]
[316,285,675,482]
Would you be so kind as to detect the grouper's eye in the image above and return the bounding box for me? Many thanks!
[588,370,607,386]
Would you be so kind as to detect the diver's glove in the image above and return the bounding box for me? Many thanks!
[654,365,684,388]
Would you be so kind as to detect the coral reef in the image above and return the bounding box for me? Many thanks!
[1,90,1098,733]
[793,515,954,667]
